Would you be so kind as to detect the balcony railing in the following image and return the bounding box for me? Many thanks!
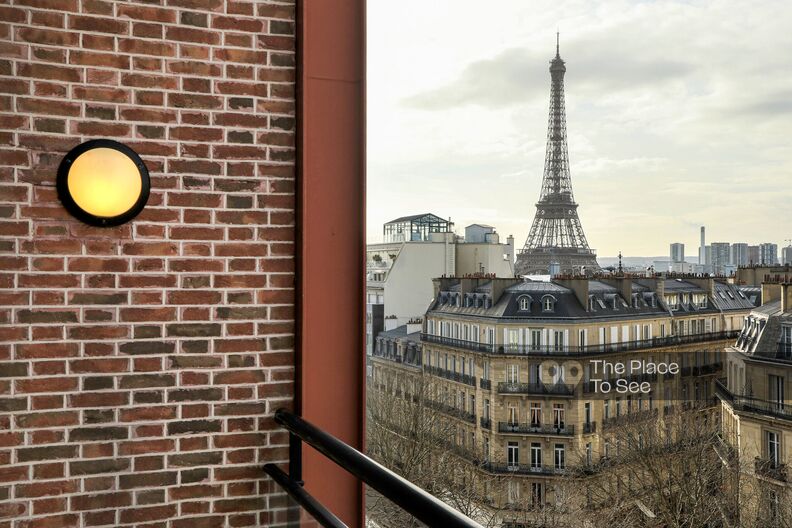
[715,378,792,422]
[497,382,575,396]
[480,417,492,430]
[480,378,491,390]
[681,362,722,377]
[264,409,483,528]
[498,422,575,435]
[428,400,476,424]
[421,331,740,357]
[755,457,788,482]
[421,333,494,353]
[602,408,658,428]
[482,462,565,476]
[583,421,596,434]
[425,365,476,387]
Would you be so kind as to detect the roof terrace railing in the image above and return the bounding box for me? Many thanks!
[263,409,483,528]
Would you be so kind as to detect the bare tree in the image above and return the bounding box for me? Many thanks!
[558,404,734,528]
[365,369,500,527]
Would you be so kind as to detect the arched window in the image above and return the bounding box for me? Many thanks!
[542,295,555,312]
[518,296,532,311]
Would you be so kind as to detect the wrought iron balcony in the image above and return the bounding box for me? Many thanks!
[681,362,722,377]
[480,417,492,430]
[481,462,564,476]
[715,378,792,422]
[755,457,788,482]
[497,381,575,396]
[428,400,476,424]
[426,365,476,387]
[421,331,740,357]
[479,378,491,390]
[498,421,575,435]
[602,408,658,428]
[583,421,596,434]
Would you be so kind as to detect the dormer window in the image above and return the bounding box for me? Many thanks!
[518,295,532,311]
[542,295,556,312]
[589,297,596,311]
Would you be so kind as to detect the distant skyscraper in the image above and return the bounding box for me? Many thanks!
[515,35,598,275]
[699,226,706,265]
[747,245,760,265]
[711,242,731,274]
[670,243,685,263]
[783,245,792,265]
[759,243,778,265]
[730,243,749,267]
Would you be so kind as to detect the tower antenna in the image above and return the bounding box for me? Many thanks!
[556,31,560,57]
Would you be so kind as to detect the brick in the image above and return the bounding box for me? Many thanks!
[18,445,78,462]
[119,374,175,389]
[68,427,128,442]
[167,420,221,435]
[71,492,132,511]
[119,471,177,489]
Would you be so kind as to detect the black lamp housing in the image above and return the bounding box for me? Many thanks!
[56,139,150,227]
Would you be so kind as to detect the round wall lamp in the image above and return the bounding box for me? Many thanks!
[57,139,150,227]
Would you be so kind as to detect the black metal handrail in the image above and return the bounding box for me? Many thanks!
[263,409,483,528]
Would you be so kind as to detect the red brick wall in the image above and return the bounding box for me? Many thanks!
[0,1,296,526]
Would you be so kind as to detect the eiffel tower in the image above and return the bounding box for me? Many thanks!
[515,34,599,276]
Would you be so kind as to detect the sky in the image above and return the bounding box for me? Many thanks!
[366,0,792,257]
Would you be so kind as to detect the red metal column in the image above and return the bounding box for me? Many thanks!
[297,0,365,526]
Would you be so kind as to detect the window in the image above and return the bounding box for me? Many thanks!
[542,295,555,312]
[530,482,543,508]
[530,443,542,469]
[781,325,792,358]
[506,364,519,384]
[767,431,780,467]
[584,402,592,425]
[507,441,519,468]
[484,399,490,420]
[767,374,784,410]
[604,400,610,419]
[508,405,518,425]
[529,403,541,427]
[507,480,520,504]
[553,404,565,429]
[530,329,542,350]
[554,444,565,470]
[585,443,592,465]
[518,296,531,311]
[553,330,564,352]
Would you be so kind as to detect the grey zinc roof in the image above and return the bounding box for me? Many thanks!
[662,279,706,292]
[505,281,570,293]
[710,282,757,312]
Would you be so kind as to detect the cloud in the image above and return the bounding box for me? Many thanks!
[402,40,693,111]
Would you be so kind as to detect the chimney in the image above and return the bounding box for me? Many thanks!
[555,277,589,310]
[686,277,715,298]
[599,276,633,303]
[783,283,792,313]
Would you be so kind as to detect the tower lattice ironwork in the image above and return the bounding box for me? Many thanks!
[515,35,599,275]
